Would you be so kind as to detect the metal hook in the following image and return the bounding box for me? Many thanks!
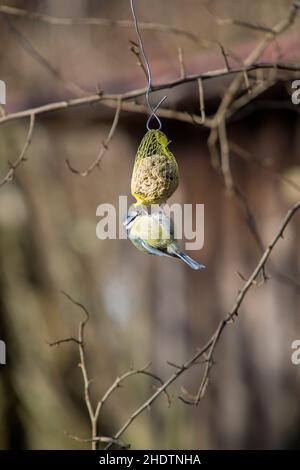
[129,0,166,130]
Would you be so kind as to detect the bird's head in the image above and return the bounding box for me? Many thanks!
[123,205,145,230]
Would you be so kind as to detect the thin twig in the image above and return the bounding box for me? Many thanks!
[48,337,82,347]
[53,292,96,448]
[129,40,148,79]
[219,43,231,71]
[211,1,300,129]
[65,432,130,449]
[0,4,201,44]
[242,70,251,94]
[66,98,122,176]
[197,78,206,122]
[51,291,167,450]
[218,119,233,190]
[178,46,186,79]
[94,363,171,424]
[207,1,300,186]
[185,200,300,405]
[0,113,35,188]
[215,17,275,34]
[203,2,280,34]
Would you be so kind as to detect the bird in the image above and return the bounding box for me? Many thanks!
[131,129,179,205]
[123,206,205,270]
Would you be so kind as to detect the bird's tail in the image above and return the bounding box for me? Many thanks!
[176,251,205,270]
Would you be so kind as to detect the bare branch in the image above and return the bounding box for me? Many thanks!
[204,2,299,34]
[242,70,251,94]
[197,78,206,122]
[212,0,300,129]
[129,40,148,79]
[215,16,275,34]
[48,337,82,347]
[94,362,171,424]
[185,200,300,405]
[219,43,231,71]
[102,99,205,127]
[0,62,299,130]
[206,1,300,187]
[0,113,35,188]
[66,98,122,176]
[178,46,186,79]
[65,432,130,449]
[0,5,201,44]
[233,184,265,254]
[51,291,168,450]
[61,291,89,324]
[218,119,233,190]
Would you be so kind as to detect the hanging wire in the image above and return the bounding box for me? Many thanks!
[129,0,166,130]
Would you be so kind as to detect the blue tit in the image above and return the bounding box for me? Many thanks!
[123,206,205,270]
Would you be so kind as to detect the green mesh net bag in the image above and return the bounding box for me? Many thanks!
[131,130,179,205]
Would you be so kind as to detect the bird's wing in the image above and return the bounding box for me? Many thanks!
[138,238,172,258]
[153,211,173,238]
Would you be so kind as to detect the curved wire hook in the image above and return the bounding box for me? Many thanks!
[130,0,166,131]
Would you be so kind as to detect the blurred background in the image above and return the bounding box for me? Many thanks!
[0,0,300,450]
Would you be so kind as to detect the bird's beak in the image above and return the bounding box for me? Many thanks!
[123,213,137,229]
